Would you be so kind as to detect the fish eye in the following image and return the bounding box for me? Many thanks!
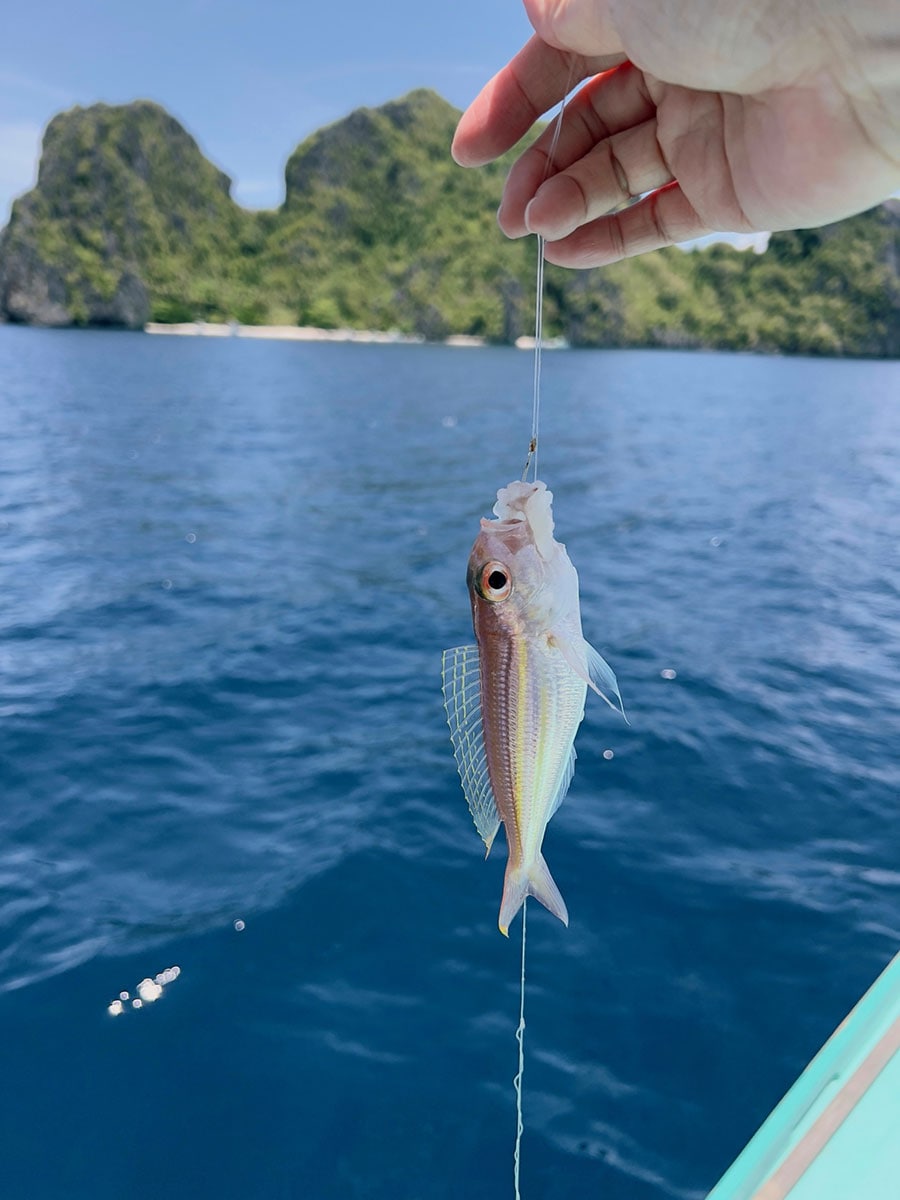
[478,561,512,602]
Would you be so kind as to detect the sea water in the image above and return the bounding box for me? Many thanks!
[0,326,898,1199]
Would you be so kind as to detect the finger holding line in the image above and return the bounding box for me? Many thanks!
[542,182,714,268]
[498,61,661,236]
[523,117,674,241]
[451,35,625,167]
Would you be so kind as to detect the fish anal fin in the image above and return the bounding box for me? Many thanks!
[441,645,502,851]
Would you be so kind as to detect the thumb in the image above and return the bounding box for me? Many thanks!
[524,0,625,56]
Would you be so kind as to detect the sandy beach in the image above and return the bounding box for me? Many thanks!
[143,323,573,349]
[144,321,426,344]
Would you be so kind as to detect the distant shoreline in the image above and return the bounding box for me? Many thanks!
[143,322,569,349]
[144,321,426,344]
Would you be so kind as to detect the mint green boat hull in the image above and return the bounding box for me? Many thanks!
[707,951,900,1199]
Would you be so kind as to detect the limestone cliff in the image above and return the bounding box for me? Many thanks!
[0,100,245,328]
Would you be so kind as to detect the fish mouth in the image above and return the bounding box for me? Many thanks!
[481,516,522,532]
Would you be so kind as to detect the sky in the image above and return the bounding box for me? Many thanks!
[0,0,535,221]
[0,1,779,252]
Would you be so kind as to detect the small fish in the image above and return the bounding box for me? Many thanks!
[442,480,625,935]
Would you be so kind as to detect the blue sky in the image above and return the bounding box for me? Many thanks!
[0,0,534,221]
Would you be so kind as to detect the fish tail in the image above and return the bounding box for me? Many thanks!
[498,853,569,936]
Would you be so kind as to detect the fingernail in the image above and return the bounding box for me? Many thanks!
[525,197,555,238]
[497,201,521,237]
[525,194,573,241]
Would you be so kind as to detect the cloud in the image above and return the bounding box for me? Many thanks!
[0,121,43,224]
[0,68,72,104]
[233,178,276,195]
[680,231,771,254]
[232,178,283,209]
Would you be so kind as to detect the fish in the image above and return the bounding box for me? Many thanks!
[442,479,625,936]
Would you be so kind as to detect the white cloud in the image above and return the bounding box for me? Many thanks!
[232,177,282,209]
[679,231,771,254]
[0,68,72,104]
[0,121,43,224]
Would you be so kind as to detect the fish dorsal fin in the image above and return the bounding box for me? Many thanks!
[547,745,577,822]
[550,631,628,722]
[441,645,501,853]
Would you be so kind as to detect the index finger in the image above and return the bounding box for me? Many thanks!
[451,35,626,167]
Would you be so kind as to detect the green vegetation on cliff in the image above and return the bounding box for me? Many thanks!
[264,90,540,340]
[0,101,267,327]
[0,90,897,355]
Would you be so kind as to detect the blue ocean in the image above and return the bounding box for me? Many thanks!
[0,326,897,1199]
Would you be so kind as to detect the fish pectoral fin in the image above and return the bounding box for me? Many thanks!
[441,645,502,853]
[549,631,628,723]
[583,638,628,723]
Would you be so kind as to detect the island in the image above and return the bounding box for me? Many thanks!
[0,90,897,356]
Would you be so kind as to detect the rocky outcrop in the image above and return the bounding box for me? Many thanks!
[0,204,149,327]
[0,213,71,326]
[0,100,241,328]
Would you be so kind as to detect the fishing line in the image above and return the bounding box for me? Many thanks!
[524,57,576,485]
[514,63,576,1200]
[513,897,527,1200]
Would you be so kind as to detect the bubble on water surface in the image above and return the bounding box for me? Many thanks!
[602,749,614,760]
[234,919,245,932]
[185,532,197,543]
[107,966,181,1016]
[138,978,163,1003]
[660,668,677,680]
[441,415,457,428]
[161,579,173,589]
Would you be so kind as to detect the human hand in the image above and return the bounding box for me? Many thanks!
[452,0,900,267]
